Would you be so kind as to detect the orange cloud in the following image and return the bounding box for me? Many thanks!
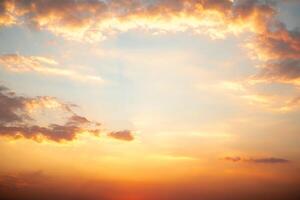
[0,0,275,41]
[0,0,15,26]
[108,130,134,141]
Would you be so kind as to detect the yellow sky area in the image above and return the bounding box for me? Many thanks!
[0,135,206,182]
[0,130,296,184]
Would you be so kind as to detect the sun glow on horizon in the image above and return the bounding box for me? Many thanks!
[0,0,300,199]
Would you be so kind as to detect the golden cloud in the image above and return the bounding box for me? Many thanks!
[0,0,274,41]
[0,0,299,86]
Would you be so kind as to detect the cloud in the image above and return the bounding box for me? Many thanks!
[246,22,300,85]
[0,84,132,143]
[0,85,100,142]
[0,0,298,87]
[251,59,300,86]
[0,85,73,125]
[0,0,299,88]
[108,130,134,141]
[0,0,275,41]
[252,28,300,61]
[223,156,290,164]
[0,54,103,84]
[0,120,97,142]
[0,0,15,26]
[0,85,29,123]
[215,80,300,112]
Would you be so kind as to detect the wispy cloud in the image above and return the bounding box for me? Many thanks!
[215,80,300,112]
[223,156,290,164]
[0,54,103,84]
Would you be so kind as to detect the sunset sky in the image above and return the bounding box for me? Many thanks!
[0,0,300,199]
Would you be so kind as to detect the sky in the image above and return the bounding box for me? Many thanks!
[0,0,300,199]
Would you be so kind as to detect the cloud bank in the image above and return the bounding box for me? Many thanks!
[0,0,299,86]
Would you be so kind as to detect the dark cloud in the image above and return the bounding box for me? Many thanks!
[254,27,300,59]
[67,115,90,126]
[0,87,28,124]
[0,84,131,143]
[108,130,134,141]
[223,156,290,164]
[251,27,300,84]
[0,85,100,142]
[258,59,300,82]
[223,156,242,162]
[249,157,290,164]
[0,120,96,142]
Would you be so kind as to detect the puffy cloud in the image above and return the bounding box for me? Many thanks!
[223,156,290,164]
[0,54,103,84]
[0,84,132,143]
[108,130,134,141]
